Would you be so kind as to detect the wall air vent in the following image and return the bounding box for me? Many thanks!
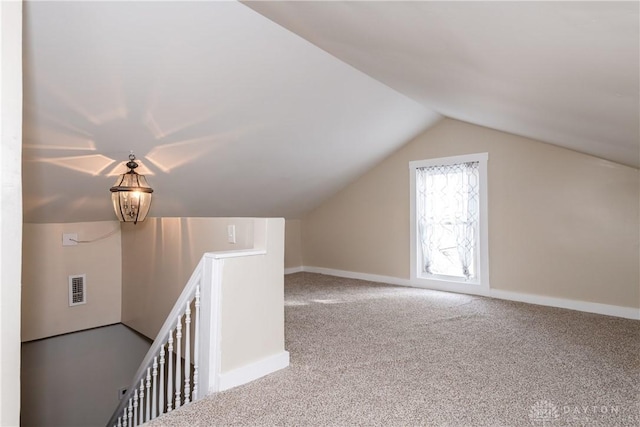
[69,274,86,306]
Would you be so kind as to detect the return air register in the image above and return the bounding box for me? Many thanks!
[69,274,86,306]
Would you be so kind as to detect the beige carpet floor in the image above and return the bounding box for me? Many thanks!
[148,272,640,426]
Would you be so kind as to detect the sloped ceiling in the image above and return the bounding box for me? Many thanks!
[246,1,639,169]
[23,1,639,224]
[22,1,438,223]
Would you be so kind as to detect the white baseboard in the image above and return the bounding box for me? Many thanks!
[284,266,304,275]
[218,351,290,391]
[302,266,411,287]
[489,289,640,320]
[297,266,640,320]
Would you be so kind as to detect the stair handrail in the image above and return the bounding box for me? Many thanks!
[106,255,211,427]
[107,247,269,427]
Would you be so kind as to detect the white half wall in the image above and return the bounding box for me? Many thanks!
[120,217,288,394]
[219,218,286,373]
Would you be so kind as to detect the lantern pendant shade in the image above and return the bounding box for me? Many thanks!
[110,155,153,224]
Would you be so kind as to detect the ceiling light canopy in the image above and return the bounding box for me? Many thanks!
[110,153,153,224]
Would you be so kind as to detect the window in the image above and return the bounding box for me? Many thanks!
[410,153,489,291]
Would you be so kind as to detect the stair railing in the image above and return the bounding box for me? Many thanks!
[106,253,222,427]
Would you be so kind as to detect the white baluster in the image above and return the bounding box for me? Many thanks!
[133,389,138,427]
[184,303,191,404]
[107,263,213,427]
[145,367,151,421]
[152,357,158,418]
[175,315,183,408]
[167,330,174,412]
[193,286,200,400]
[159,345,165,416]
[127,399,133,427]
[138,379,144,426]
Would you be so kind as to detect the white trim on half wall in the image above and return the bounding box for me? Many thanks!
[218,351,290,392]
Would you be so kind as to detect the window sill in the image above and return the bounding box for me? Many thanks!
[410,276,490,297]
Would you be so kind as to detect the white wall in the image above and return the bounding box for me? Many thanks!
[301,118,640,310]
[0,1,22,424]
[121,217,256,338]
[22,221,122,341]
[21,324,151,427]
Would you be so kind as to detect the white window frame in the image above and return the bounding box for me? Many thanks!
[409,153,490,296]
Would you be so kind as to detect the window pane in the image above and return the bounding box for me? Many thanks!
[417,162,479,279]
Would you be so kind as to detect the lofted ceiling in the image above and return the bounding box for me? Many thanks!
[22,1,438,223]
[23,1,639,224]
[246,1,639,168]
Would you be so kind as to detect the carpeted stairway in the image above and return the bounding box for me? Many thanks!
[147,272,640,426]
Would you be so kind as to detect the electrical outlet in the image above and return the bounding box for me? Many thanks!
[62,233,78,246]
[227,225,236,244]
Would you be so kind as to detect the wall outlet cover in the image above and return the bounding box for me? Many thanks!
[62,233,78,246]
[227,225,236,244]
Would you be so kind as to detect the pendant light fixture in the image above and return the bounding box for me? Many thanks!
[110,153,153,224]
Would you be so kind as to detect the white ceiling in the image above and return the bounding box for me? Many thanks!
[23,1,639,223]
[246,1,639,168]
[22,1,438,223]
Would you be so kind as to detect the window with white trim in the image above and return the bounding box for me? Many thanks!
[410,153,489,289]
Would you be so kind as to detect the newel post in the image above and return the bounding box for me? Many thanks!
[196,255,222,396]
